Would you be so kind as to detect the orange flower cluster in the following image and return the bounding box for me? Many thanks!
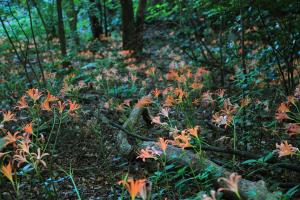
[0,88,82,183]
[275,141,299,157]
[212,99,237,128]
[152,88,161,98]
[135,96,152,108]
[275,102,290,121]
[273,93,300,157]
[1,110,16,123]
[14,88,80,115]
[218,173,241,198]
[136,147,162,162]
[1,161,13,183]
[118,178,147,200]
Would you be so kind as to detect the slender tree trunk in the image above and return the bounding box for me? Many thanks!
[219,5,224,87]
[48,1,57,38]
[88,0,103,39]
[32,0,55,68]
[95,0,103,35]
[120,0,135,50]
[7,5,41,86]
[103,0,108,36]
[135,0,147,52]
[32,0,50,37]
[26,0,46,86]
[66,0,80,48]
[240,0,247,78]
[56,0,67,57]
[0,16,33,87]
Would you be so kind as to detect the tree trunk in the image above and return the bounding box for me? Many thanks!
[32,0,50,37]
[135,0,147,52]
[120,0,135,50]
[66,0,80,49]
[95,0,103,35]
[26,0,46,86]
[103,0,108,36]
[57,0,67,57]
[48,1,57,38]
[88,0,103,40]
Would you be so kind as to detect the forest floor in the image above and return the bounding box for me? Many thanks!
[1,23,300,199]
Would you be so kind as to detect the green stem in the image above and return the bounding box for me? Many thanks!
[52,114,63,154]
[43,111,57,152]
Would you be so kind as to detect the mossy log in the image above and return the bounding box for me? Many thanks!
[116,107,278,200]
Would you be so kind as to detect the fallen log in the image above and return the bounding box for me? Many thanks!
[139,141,278,200]
[112,106,280,200]
[115,107,152,155]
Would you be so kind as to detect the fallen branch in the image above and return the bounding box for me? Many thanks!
[98,107,300,173]
[113,107,152,155]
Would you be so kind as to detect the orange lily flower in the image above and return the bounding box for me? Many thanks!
[175,75,187,83]
[135,96,152,108]
[276,141,299,157]
[4,131,21,146]
[220,99,237,116]
[118,178,146,200]
[188,126,200,138]
[159,107,170,118]
[46,92,58,102]
[1,110,16,122]
[41,99,52,111]
[287,96,295,105]
[136,147,161,162]
[174,88,187,102]
[1,161,13,183]
[172,131,191,149]
[162,86,174,96]
[190,82,203,90]
[157,138,168,152]
[15,95,29,109]
[151,116,167,126]
[240,97,251,107]
[195,68,209,78]
[275,112,289,121]
[218,172,241,198]
[212,113,227,127]
[116,104,125,111]
[152,88,161,98]
[202,91,215,105]
[17,141,30,154]
[215,89,226,98]
[118,50,134,56]
[192,98,200,105]
[164,95,175,107]
[31,148,49,167]
[287,123,300,136]
[13,152,28,168]
[26,88,42,102]
[166,69,179,81]
[277,102,290,113]
[68,100,80,114]
[185,69,193,79]
[23,122,33,134]
[145,67,156,77]
[57,101,65,114]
